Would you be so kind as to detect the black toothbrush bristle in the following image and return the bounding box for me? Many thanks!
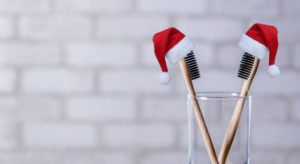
[185,51,200,80]
[238,52,255,80]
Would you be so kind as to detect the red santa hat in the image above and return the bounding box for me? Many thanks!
[238,23,280,77]
[153,27,194,84]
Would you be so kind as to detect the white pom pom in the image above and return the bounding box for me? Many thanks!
[268,65,280,77]
[158,72,170,85]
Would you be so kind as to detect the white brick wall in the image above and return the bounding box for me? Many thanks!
[21,68,94,94]
[252,71,300,95]
[0,120,17,150]
[66,96,136,121]
[0,0,297,163]
[252,97,288,122]
[137,0,208,14]
[252,123,300,149]
[19,15,92,40]
[140,152,187,164]
[0,69,16,93]
[0,0,50,13]
[212,0,279,17]
[284,0,300,16]
[251,151,286,164]
[62,152,134,164]
[0,16,15,39]
[23,123,98,148]
[293,45,300,69]
[66,42,136,67]
[0,152,59,164]
[292,100,300,121]
[99,69,171,93]
[0,97,61,121]
[0,42,61,66]
[54,0,132,13]
[102,124,176,148]
[97,16,169,40]
[176,18,244,42]
[141,96,186,121]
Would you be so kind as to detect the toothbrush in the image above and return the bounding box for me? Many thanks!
[218,53,259,164]
[179,51,219,164]
[218,23,280,164]
[153,28,219,164]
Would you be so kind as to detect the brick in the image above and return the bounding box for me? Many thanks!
[141,151,211,164]
[66,42,136,67]
[0,69,16,93]
[21,68,93,94]
[137,0,208,14]
[66,96,135,121]
[62,152,134,164]
[0,0,50,13]
[179,124,189,148]
[0,120,17,150]
[175,70,242,93]
[284,0,300,15]
[54,0,132,12]
[0,97,61,121]
[292,100,300,121]
[217,44,243,68]
[0,43,60,66]
[141,42,160,66]
[102,124,175,148]
[0,152,59,164]
[19,15,92,40]
[140,152,187,164]
[251,70,300,96]
[248,18,300,43]
[97,16,168,40]
[287,151,300,164]
[276,46,290,67]
[292,45,300,69]
[252,150,286,164]
[252,97,288,122]
[23,123,97,148]
[175,18,243,42]
[141,96,187,121]
[0,16,14,39]
[252,123,300,149]
[194,43,215,66]
[212,0,279,17]
[99,69,171,93]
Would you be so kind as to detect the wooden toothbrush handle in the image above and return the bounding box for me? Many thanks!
[218,58,259,164]
[179,60,219,164]
[218,83,248,164]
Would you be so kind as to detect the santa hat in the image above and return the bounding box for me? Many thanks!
[238,23,280,77]
[153,27,194,85]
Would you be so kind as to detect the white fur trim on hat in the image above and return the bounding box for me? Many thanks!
[238,34,268,59]
[158,72,170,85]
[166,36,195,64]
[268,64,280,77]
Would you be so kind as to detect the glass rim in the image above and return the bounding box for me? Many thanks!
[187,92,251,100]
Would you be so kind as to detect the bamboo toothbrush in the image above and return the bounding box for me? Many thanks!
[179,51,219,164]
[153,27,219,164]
[218,23,280,164]
[218,53,259,164]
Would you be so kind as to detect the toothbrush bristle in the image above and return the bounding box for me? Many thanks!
[185,51,200,80]
[238,52,255,80]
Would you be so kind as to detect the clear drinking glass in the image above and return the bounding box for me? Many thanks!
[187,92,252,164]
